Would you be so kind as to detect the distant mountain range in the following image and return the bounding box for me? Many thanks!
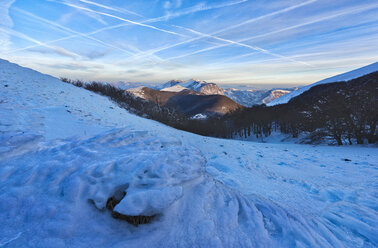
[121,62,378,118]
[125,79,295,114]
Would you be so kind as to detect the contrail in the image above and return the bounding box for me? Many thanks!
[174,25,313,66]
[9,0,248,58]
[131,0,318,60]
[7,23,131,54]
[56,1,187,37]
[239,3,378,43]
[214,0,318,35]
[145,0,248,23]
[77,0,143,17]
[167,2,378,62]
[14,7,138,57]
[0,27,80,58]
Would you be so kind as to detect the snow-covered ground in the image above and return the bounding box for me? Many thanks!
[1,59,377,247]
[268,62,378,106]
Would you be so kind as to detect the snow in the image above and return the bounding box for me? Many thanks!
[160,85,188,92]
[268,62,378,106]
[1,58,377,247]
[125,86,146,98]
[191,113,208,119]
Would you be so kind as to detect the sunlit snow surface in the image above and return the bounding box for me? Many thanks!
[0,59,377,247]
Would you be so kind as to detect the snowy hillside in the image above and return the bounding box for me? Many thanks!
[268,62,378,106]
[1,59,377,247]
[160,84,188,92]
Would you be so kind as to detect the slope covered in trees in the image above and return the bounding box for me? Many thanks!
[61,71,377,145]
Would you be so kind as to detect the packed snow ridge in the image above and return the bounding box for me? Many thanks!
[268,62,378,106]
[1,59,377,247]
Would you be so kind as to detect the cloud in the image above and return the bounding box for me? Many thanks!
[126,69,138,74]
[83,49,111,59]
[42,62,104,71]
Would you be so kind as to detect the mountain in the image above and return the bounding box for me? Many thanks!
[154,80,184,90]
[1,58,377,247]
[268,62,378,106]
[156,79,225,95]
[224,88,293,107]
[127,86,242,116]
[153,79,293,107]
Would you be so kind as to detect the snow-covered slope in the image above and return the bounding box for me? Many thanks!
[154,80,183,90]
[1,59,377,247]
[155,79,225,95]
[268,62,378,106]
[182,79,225,95]
[161,84,188,92]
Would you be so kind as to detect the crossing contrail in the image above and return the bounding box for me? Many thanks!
[130,0,318,60]
[165,2,378,62]
[174,25,313,66]
[56,1,187,37]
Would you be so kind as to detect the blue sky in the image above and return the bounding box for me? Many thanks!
[1,0,378,86]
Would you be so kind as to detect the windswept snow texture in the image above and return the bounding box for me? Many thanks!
[0,59,378,247]
[268,62,378,106]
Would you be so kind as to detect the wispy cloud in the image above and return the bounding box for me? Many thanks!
[0,27,79,58]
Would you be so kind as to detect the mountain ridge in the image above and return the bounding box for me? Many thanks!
[268,62,378,106]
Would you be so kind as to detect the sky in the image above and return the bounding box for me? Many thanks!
[0,0,378,87]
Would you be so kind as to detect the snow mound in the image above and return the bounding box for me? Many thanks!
[268,62,378,106]
[0,129,346,247]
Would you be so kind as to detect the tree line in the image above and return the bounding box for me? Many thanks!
[61,72,377,145]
